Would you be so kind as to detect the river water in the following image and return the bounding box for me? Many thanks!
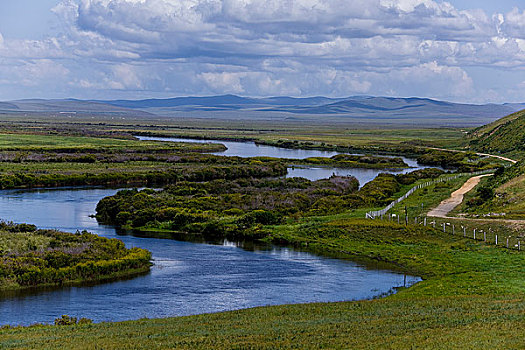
[0,138,423,326]
[137,136,430,186]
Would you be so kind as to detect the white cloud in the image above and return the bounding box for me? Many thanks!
[0,0,524,102]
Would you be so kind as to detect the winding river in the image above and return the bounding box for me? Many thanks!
[0,139,424,326]
[138,136,431,186]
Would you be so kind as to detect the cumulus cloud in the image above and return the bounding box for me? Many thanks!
[0,0,525,102]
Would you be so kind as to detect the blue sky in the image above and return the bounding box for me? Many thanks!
[451,0,522,13]
[0,0,525,103]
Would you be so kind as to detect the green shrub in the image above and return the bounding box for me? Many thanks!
[54,315,93,326]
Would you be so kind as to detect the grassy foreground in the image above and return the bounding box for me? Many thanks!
[1,216,524,349]
[0,296,523,349]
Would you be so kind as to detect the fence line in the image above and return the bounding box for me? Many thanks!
[365,170,492,219]
[364,169,523,253]
[372,215,523,253]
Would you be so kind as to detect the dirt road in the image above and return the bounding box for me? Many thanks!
[425,147,517,164]
[427,174,493,218]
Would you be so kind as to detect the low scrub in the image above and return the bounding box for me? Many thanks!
[0,222,151,291]
[96,169,444,240]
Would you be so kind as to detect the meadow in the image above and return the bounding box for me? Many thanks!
[0,115,523,349]
[1,215,523,349]
[0,113,469,153]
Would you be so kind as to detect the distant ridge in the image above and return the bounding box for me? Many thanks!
[99,95,343,109]
[0,95,522,127]
[0,99,155,117]
[101,95,262,109]
[99,95,518,119]
[0,102,19,111]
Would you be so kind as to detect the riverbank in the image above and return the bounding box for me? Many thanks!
[2,173,524,348]
[1,216,523,349]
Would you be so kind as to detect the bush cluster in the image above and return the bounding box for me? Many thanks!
[417,150,498,172]
[96,176,360,239]
[0,222,151,290]
[0,163,287,190]
[96,169,444,240]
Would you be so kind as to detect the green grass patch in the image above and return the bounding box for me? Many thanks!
[0,133,225,152]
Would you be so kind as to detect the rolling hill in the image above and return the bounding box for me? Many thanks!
[0,99,155,118]
[469,109,525,156]
[0,95,522,127]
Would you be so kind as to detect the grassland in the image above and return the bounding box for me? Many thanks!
[469,109,525,158]
[0,132,225,152]
[135,125,467,148]
[451,161,525,219]
[0,132,292,189]
[0,114,469,153]
[389,174,473,218]
[1,114,524,349]
[0,130,424,191]
[1,215,523,349]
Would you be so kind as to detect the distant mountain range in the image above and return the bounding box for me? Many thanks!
[1,95,524,127]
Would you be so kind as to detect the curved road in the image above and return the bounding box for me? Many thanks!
[419,147,520,222]
[427,173,525,227]
[427,174,492,218]
[474,152,517,164]
[425,147,517,164]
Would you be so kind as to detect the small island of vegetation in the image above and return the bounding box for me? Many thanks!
[95,168,445,240]
[0,221,151,291]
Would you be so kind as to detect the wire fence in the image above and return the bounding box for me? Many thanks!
[373,214,524,252]
[365,168,524,253]
[365,170,493,220]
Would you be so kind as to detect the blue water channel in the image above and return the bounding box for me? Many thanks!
[0,139,423,326]
[137,136,431,186]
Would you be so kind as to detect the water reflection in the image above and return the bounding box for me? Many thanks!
[138,136,341,159]
[138,136,432,185]
[0,188,420,325]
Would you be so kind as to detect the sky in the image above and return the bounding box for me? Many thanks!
[1,0,525,103]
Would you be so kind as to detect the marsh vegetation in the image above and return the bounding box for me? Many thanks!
[0,114,523,349]
[0,222,151,291]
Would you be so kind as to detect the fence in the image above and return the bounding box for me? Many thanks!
[372,214,524,252]
[365,170,493,219]
[365,169,524,253]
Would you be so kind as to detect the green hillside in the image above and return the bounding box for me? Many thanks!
[469,109,525,157]
[455,109,525,217]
